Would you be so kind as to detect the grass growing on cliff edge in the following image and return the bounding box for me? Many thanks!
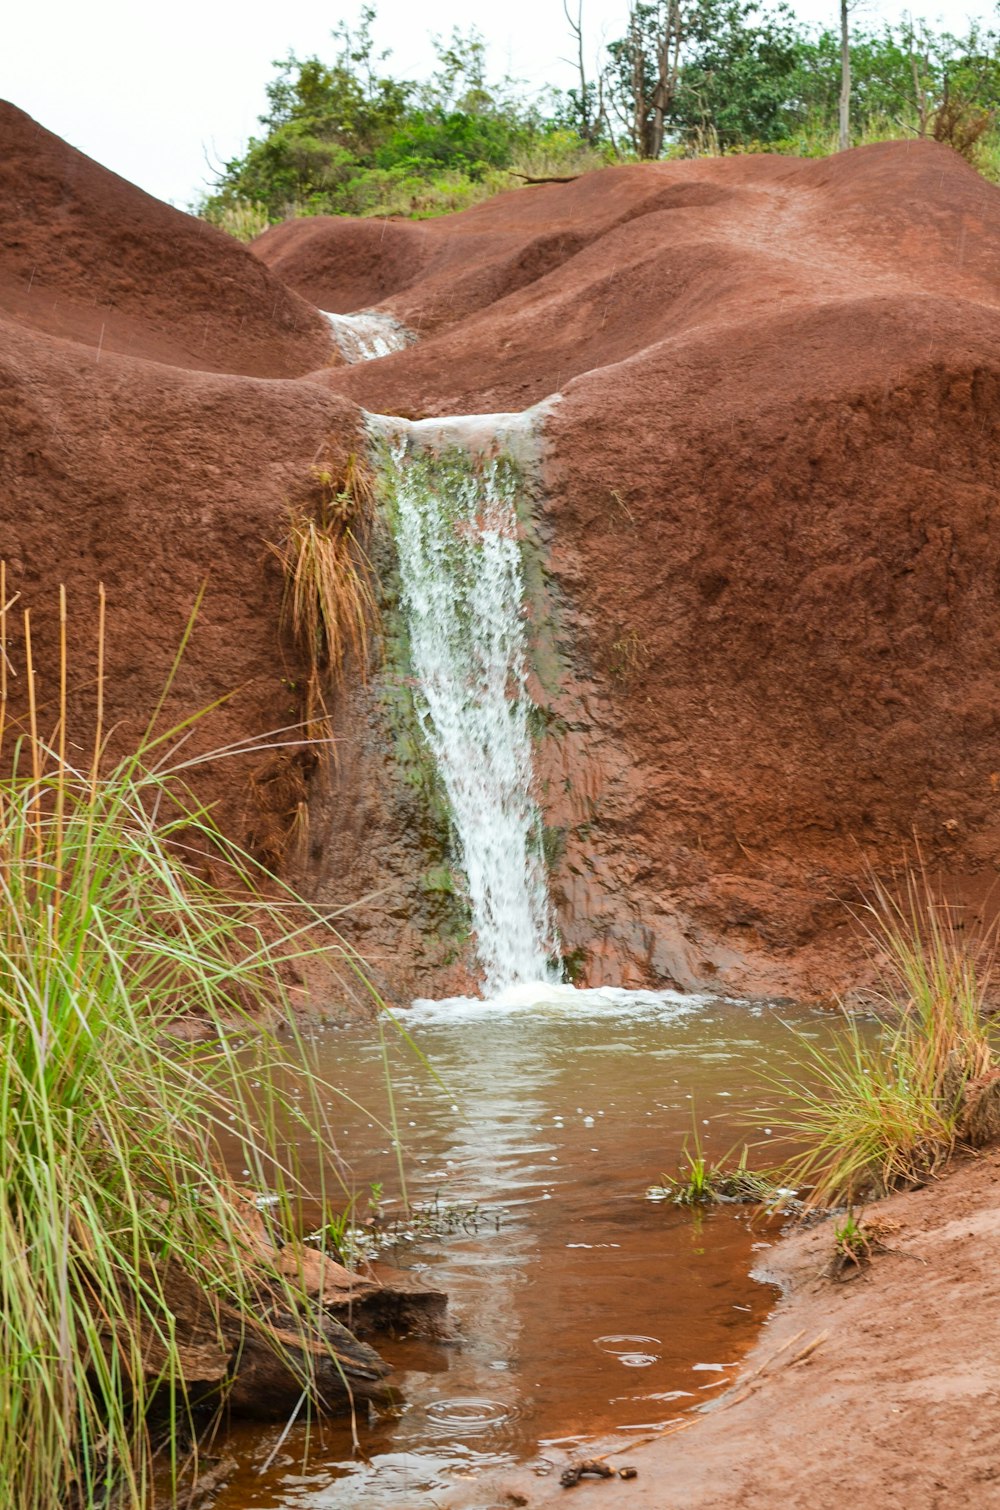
[0,578,387,1509]
[270,454,379,743]
[772,869,998,1206]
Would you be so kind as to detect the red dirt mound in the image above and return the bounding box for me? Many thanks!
[0,102,367,905]
[297,140,1000,998]
[7,111,1000,1003]
[0,101,333,376]
[0,309,363,872]
[253,164,740,336]
[252,216,432,313]
[316,142,1000,416]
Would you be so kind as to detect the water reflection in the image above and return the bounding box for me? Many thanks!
[213,997,839,1508]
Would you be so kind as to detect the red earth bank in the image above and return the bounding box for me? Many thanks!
[4,102,1000,1002]
[276,140,1000,998]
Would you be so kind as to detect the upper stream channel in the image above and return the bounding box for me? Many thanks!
[216,324,829,1506]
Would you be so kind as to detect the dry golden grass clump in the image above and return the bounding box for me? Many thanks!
[270,452,379,746]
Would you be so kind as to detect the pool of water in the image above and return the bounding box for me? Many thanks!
[213,990,833,1508]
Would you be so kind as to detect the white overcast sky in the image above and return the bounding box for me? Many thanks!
[2,0,996,207]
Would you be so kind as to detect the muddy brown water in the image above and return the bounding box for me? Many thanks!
[214,992,837,1508]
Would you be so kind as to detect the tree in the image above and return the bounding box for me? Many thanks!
[204,6,566,221]
[259,7,412,152]
[605,1,686,158]
[839,0,850,149]
[604,0,801,157]
[673,1,801,149]
[378,29,539,178]
[790,18,1000,156]
[562,0,606,145]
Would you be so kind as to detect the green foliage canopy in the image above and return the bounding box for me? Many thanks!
[201,4,1000,228]
[208,7,559,219]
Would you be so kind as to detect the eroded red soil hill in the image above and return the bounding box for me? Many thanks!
[5,109,1000,999]
[0,100,361,896]
[285,141,1000,996]
[0,103,333,375]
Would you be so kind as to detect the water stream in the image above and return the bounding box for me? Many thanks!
[370,409,559,992]
[212,405,829,1503]
[323,310,410,363]
[215,997,834,1510]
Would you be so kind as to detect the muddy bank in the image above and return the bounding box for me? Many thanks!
[485,1148,1000,1510]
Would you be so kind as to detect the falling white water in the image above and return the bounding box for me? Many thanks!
[323,309,410,363]
[375,414,560,994]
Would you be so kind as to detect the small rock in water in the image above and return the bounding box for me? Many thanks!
[560,1458,614,1488]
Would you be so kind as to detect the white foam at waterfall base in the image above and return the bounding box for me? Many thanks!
[323,309,409,363]
[404,981,710,1025]
[382,433,560,994]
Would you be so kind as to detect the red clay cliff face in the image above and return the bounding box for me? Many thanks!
[280,141,1000,998]
[0,104,360,913]
[0,102,333,376]
[5,103,1000,1001]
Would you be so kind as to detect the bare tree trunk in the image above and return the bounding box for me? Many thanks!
[632,9,646,155]
[839,0,851,151]
[619,0,686,160]
[563,0,593,143]
[910,33,930,135]
[649,0,683,158]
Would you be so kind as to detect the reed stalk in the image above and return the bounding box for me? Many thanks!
[0,584,385,1508]
[772,865,998,1205]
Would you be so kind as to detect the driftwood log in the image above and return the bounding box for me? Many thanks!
[509,172,582,184]
[100,1242,452,1422]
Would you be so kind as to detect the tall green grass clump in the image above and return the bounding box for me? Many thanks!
[773,867,997,1205]
[200,198,272,242]
[0,576,378,1509]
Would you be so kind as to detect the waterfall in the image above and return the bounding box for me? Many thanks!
[323,310,409,363]
[372,412,561,995]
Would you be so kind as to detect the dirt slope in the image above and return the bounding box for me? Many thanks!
[0,101,333,375]
[276,140,1000,997]
[0,102,364,910]
[0,311,365,861]
[251,164,707,330]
